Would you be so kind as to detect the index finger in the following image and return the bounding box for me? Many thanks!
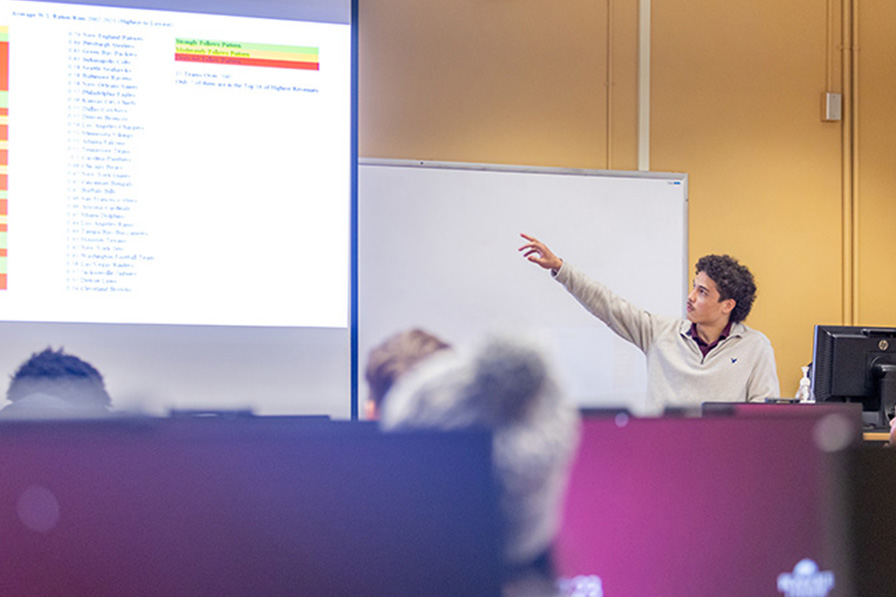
[518,233,542,251]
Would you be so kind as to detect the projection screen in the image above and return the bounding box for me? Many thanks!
[0,0,356,417]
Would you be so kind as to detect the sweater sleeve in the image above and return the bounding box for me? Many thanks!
[746,336,781,402]
[553,261,664,352]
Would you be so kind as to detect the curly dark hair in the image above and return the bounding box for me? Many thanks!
[695,254,756,324]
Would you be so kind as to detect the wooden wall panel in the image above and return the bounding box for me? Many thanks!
[650,0,844,394]
[856,0,896,326]
[358,0,631,169]
[357,0,894,398]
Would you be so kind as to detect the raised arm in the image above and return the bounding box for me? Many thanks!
[518,233,563,272]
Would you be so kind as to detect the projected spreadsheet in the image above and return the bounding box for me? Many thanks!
[1,1,350,328]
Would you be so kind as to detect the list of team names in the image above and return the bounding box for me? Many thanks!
[64,29,152,294]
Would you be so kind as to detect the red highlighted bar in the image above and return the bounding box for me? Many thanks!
[174,53,319,70]
[1,32,7,292]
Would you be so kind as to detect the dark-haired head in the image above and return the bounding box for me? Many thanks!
[7,347,111,407]
[694,254,756,323]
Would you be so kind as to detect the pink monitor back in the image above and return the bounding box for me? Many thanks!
[555,413,858,597]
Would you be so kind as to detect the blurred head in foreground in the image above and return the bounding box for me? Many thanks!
[378,332,581,591]
[364,328,451,420]
[2,347,112,419]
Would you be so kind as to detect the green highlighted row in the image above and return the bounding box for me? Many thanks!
[175,38,317,56]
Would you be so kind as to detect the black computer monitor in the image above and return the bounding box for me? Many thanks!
[0,418,502,595]
[811,325,896,428]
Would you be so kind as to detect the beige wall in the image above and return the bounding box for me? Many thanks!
[358,0,894,397]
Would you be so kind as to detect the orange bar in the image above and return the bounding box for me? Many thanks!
[0,274,6,290]
[0,224,6,232]
[0,175,6,190]
[0,199,6,214]
[0,108,7,116]
[0,41,7,90]
[0,125,6,140]
[0,149,7,165]
[0,248,6,257]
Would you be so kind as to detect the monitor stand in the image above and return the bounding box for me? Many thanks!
[870,363,896,429]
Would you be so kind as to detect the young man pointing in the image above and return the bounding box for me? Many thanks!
[519,233,779,413]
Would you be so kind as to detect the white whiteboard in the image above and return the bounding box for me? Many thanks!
[359,159,688,415]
